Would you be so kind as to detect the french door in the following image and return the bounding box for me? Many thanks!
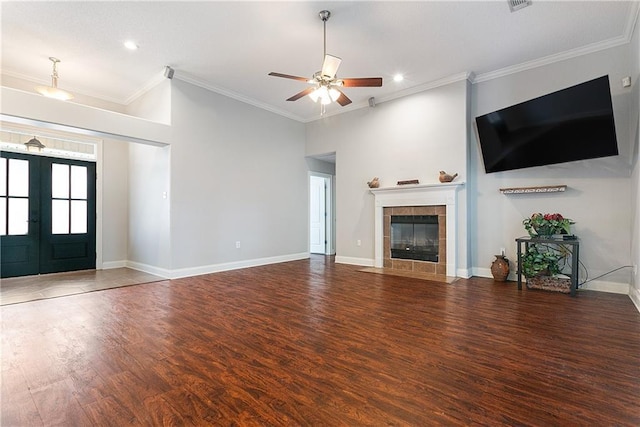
[1,152,96,278]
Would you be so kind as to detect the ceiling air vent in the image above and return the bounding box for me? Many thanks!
[508,0,532,12]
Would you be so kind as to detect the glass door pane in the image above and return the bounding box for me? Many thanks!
[8,159,28,197]
[0,197,6,236]
[71,165,87,199]
[51,163,69,199]
[52,199,70,234]
[70,200,87,234]
[8,198,28,235]
[0,157,6,197]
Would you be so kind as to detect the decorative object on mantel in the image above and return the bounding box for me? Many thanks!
[500,185,567,194]
[523,213,574,238]
[490,254,510,281]
[397,179,419,186]
[367,177,380,188]
[438,171,458,183]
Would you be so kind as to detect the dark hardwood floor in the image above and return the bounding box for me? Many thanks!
[2,256,639,426]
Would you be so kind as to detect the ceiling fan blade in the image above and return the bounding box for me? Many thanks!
[341,77,383,87]
[269,72,310,82]
[321,54,342,79]
[286,87,316,102]
[335,89,352,106]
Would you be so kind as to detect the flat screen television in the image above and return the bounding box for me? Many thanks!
[475,75,619,173]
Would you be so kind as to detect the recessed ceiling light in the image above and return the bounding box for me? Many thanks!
[124,40,138,50]
[393,74,404,82]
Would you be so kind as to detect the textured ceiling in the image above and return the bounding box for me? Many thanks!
[1,1,638,122]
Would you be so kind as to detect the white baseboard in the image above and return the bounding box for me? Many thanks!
[124,252,310,280]
[335,256,375,267]
[125,261,172,279]
[629,286,640,313]
[473,267,630,294]
[167,252,310,279]
[578,280,630,294]
[456,268,472,279]
[473,267,519,282]
[101,260,127,269]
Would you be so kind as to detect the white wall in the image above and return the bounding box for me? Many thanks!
[0,87,171,146]
[168,79,308,273]
[125,79,171,125]
[471,43,635,292]
[306,79,469,270]
[101,139,129,265]
[127,143,171,273]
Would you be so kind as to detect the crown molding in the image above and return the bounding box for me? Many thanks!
[473,1,639,84]
[173,70,307,123]
[123,70,167,105]
[305,72,473,123]
[372,71,473,105]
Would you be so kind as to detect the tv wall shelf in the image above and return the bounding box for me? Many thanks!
[499,185,567,195]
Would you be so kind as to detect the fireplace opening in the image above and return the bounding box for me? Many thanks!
[390,215,439,262]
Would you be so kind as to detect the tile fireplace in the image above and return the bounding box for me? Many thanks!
[370,183,463,277]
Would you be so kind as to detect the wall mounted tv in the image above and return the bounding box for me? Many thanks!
[475,75,618,173]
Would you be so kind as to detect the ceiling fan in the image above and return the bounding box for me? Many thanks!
[269,10,382,110]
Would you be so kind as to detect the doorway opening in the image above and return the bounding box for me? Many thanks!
[1,151,97,278]
[309,173,333,255]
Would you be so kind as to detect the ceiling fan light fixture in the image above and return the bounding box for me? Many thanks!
[320,95,332,106]
[308,89,320,103]
[268,9,381,112]
[308,86,338,105]
[34,57,74,101]
[328,87,341,102]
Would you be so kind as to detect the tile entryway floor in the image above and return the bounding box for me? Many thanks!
[0,268,164,306]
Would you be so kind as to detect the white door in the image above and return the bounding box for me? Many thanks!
[310,175,326,254]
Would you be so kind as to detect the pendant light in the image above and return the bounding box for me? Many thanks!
[35,57,74,101]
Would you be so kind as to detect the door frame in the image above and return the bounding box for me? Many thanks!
[39,155,97,274]
[308,172,333,255]
[0,122,104,270]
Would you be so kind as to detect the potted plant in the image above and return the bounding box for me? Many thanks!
[521,245,562,278]
[521,212,575,293]
[523,213,574,237]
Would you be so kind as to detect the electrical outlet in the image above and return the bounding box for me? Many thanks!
[357,240,362,247]
[235,241,241,249]
[500,247,506,256]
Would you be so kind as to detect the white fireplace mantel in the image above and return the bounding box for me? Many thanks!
[370,182,464,276]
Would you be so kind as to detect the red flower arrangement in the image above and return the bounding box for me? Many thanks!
[523,212,574,237]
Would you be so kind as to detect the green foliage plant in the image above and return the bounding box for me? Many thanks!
[521,244,563,278]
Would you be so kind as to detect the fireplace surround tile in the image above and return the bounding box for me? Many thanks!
[371,182,463,277]
[383,205,446,275]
